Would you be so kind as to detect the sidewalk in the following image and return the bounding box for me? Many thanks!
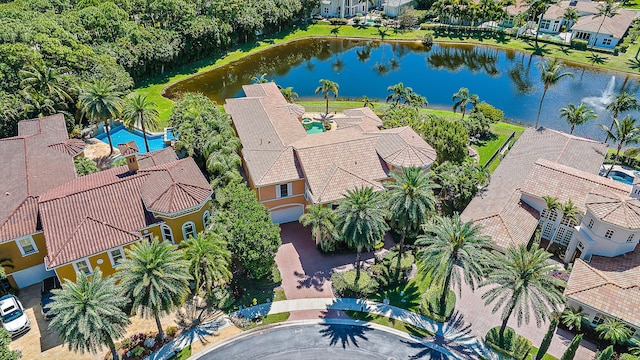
[148,318,233,360]
[236,297,498,360]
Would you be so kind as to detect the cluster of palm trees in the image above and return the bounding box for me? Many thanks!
[48,229,231,360]
[386,82,428,108]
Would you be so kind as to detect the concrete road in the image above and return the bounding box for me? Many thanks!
[196,321,448,360]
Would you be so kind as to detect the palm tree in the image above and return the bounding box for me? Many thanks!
[48,269,130,360]
[542,195,561,216]
[592,0,619,49]
[299,204,339,251]
[452,87,480,120]
[416,214,493,306]
[560,103,597,134]
[315,79,339,116]
[19,64,72,104]
[386,82,413,105]
[563,7,579,31]
[121,94,159,153]
[78,80,123,156]
[561,307,586,331]
[251,73,269,84]
[0,258,13,279]
[278,86,298,103]
[335,187,389,283]
[330,26,340,37]
[481,245,565,343]
[596,317,633,345]
[362,95,375,109]
[386,167,438,277]
[535,58,574,128]
[547,199,580,249]
[183,230,232,295]
[115,239,191,341]
[605,92,639,142]
[600,116,640,177]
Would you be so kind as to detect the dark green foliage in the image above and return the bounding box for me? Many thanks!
[485,326,532,360]
[420,115,469,164]
[0,328,20,360]
[329,18,348,25]
[619,354,640,360]
[595,346,614,360]
[560,334,583,360]
[111,157,127,168]
[422,32,434,46]
[420,286,455,322]
[433,161,489,212]
[474,102,504,122]
[74,157,99,176]
[331,270,379,298]
[536,315,559,360]
[462,111,493,138]
[214,182,281,280]
[571,39,588,50]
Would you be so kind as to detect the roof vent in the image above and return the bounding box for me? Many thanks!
[569,0,577,6]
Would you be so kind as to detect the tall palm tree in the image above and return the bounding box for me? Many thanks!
[535,58,574,128]
[547,199,580,249]
[386,167,438,277]
[48,269,130,360]
[592,0,619,49]
[600,116,640,177]
[563,7,579,31]
[78,80,123,156]
[596,317,633,345]
[183,230,232,295]
[416,214,493,306]
[315,79,339,116]
[605,92,639,142]
[481,245,565,343]
[121,94,159,153]
[278,86,298,103]
[299,204,339,251]
[561,307,586,331]
[542,195,561,216]
[452,87,480,120]
[19,64,72,104]
[115,239,191,341]
[560,103,597,134]
[362,95,375,109]
[335,187,389,283]
[386,82,412,105]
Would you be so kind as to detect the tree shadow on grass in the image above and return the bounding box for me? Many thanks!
[525,42,552,56]
[587,52,608,66]
[319,323,373,348]
[627,58,640,72]
[374,280,422,311]
[471,132,499,148]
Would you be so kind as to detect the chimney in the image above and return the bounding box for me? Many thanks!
[117,141,140,174]
[631,175,640,199]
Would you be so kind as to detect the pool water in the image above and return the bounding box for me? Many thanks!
[166,128,176,141]
[96,125,167,154]
[608,170,634,185]
[306,122,325,135]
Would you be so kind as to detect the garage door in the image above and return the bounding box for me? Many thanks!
[10,263,55,289]
[270,205,304,224]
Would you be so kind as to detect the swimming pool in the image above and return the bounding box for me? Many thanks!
[306,121,325,135]
[96,125,167,154]
[608,170,634,185]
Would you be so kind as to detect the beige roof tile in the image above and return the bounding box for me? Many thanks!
[370,127,436,168]
[585,191,640,229]
[571,9,636,39]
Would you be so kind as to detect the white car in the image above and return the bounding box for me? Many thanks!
[0,295,30,337]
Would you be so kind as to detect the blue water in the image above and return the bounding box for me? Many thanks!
[609,170,634,185]
[96,125,166,154]
[166,128,176,141]
[306,122,325,134]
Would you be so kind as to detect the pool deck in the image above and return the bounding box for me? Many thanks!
[601,164,638,177]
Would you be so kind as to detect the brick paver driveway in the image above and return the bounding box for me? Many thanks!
[276,222,393,300]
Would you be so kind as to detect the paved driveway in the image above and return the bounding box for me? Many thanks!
[276,222,393,300]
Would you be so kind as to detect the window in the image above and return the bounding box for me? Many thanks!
[540,19,551,30]
[588,218,594,229]
[575,32,591,41]
[108,248,124,266]
[16,237,38,256]
[602,38,612,46]
[161,224,174,243]
[542,222,553,239]
[73,259,92,276]
[182,222,196,241]
[592,314,605,326]
[605,229,614,239]
[203,210,211,229]
[561,216,576,226]
[578,241,584,251]
[548,209,558,222]
[323,7,329,14]
[142,233,153,242]
[627,234,635,243]
[275,183,292,198]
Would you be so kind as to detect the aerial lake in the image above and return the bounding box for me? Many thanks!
[164,38,640,140]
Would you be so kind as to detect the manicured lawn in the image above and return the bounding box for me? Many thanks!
[242,312,291,331]
[167,345,191,360]
[226,266,286,312]
[344,310,434,338]
[368,270,433,314]
[472,121,525,168]
[530,345,559,360]
[134,23,640,127]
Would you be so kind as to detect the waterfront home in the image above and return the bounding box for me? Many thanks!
[224,82,436,224]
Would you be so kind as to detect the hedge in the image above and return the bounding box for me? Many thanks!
[331,270,379,298]
[420,286,455,322]
[485,326,532,360]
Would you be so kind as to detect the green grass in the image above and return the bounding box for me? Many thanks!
[344,310,434,338]
[135,22,640,126]
[472,121,525,168]
[530,346,559,360]
[167,345,191,360]
[368,271,432,314]
[227,266,286,312]
[242,312,291,331]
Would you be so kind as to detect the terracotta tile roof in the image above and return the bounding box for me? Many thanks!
[571,9,636,39]
[506,0,529,15]
[462,127,607,247]
[585,191,640,229]
[117,141,139,156]
[544,1,599,20]
[0,114,77,243]
[369,127,436,168]
[521,159,630,213]
[278,103,306,117]
[139,159,213,214]
[39,153,210,268]
[137,147,178,168]
[343,107,383,127]
[313,167,385,204]
[48,139,86,157]
[565,251,640,328]
[243,147,304,186]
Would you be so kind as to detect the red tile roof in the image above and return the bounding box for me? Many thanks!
[117,141,139,156]
[0,114,78,243]
[48,139,86,157]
